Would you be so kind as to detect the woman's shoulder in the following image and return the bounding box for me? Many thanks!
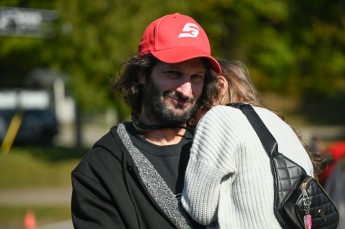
[253,106,282,122]
[207,104,243,115]
[197,105,252,131]
[206,105,273,120]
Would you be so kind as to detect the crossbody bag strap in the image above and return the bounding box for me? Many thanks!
[229,103,278,157]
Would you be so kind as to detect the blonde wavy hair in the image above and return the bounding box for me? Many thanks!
[213,60,321,177]
[217,60,261,106]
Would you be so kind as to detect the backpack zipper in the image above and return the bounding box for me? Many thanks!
[300,176,313,190]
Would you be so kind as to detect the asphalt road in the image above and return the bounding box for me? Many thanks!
[0,187,71,206]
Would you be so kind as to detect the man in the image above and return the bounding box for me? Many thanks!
[71,13,221,229]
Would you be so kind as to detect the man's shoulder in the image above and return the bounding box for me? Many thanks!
[72,126,125,174]
[93,126,120,150]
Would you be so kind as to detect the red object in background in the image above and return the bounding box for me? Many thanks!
[328,141,345,161]
[318,141,345,186]
[23,209,37,229]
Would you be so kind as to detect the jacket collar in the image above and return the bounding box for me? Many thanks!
[116,122,192,229]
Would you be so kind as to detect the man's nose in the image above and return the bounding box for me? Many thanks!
[176,81,192,98]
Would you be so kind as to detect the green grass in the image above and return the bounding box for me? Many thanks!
[0,146,86,228]
[0,146,86,188]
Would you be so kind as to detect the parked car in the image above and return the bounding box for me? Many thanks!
[0,109,58,145]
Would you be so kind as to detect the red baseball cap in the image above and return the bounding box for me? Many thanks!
[138,13,221,74]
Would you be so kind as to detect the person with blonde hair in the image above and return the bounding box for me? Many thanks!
[187,60,259,127]
[181,60,315,228]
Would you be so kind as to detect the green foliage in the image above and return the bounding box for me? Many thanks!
[1,0,344,116]
[190,0,345,97]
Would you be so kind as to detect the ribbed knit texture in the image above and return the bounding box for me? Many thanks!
[181,105,314,229]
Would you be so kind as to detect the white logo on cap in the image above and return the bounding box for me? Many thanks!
[178,23,200,38]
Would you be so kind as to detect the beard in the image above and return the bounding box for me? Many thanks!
[142,78,200,125]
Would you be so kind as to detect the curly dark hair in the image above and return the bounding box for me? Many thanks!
[111,54,219,115]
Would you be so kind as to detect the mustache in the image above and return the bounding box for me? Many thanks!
[163,91,194,103]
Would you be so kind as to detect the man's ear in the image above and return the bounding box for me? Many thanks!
[138,73,146,84]
[217,75,228,96]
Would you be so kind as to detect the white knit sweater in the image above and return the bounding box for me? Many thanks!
[181,105,314,229]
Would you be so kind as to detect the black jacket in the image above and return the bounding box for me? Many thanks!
[72,123,198,229]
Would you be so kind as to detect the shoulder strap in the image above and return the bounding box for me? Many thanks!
[229,103,278,157]
[231,104,310,229]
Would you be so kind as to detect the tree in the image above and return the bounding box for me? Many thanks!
[1,0,344,121]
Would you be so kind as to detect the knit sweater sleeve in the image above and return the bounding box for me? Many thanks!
[181,106,240,226]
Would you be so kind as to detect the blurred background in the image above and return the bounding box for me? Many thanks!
[0,0,344,228]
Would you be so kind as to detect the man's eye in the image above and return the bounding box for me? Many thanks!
[165,71,181,78]
[191,74,204,83]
